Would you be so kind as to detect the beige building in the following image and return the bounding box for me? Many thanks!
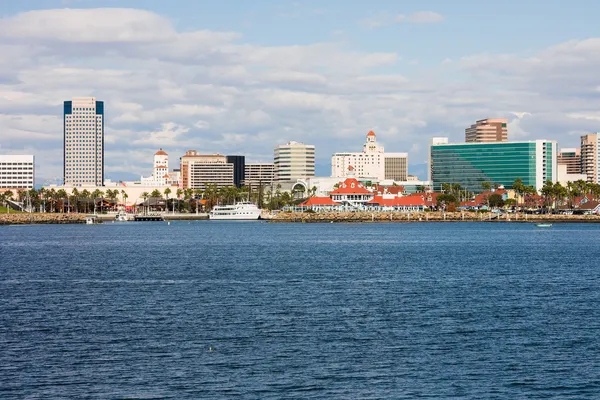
[180,150,233,190]
[244,163,274,186]
[557,148,581,176]
[332,131,408,181]
[581,133,600,183]
[64,97,104,186]
[274,141,315,181]
[465,118,508,143]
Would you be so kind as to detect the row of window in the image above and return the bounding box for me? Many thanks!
[0,163,33,166]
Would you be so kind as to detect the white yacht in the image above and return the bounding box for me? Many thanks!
[115,210,129,222]
[209,202,261,220]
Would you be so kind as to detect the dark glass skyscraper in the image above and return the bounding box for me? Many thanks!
[226,155,245,188]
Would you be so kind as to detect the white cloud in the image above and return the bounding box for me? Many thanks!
[0,7,598,180]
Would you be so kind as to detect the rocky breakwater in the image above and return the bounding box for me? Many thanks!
[0,213,87,225]
[270,211,600,223]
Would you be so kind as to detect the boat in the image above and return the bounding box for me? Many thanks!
[85,216,99,224]
[536,223,552,228]
[209,202,261,220]
[115,210,129,222]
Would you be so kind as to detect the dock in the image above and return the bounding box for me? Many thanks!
[133,215,165,222]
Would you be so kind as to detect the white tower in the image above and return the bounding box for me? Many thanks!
[153,149,169,185]
[363,131,384,153]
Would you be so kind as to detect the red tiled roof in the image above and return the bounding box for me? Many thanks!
[367,130,376,137]
[330,178,371,195]
[372,184,405,196]
[155,149,168,156]
[300,197,340,206]
[460,189,508,207]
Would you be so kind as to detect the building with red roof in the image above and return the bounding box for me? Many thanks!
[330,176,374,208]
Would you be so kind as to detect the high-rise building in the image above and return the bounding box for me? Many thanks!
[226,156,246,188]
[465,118,508,143]
[244,163,275,186]
[581,133,600,183]
[64,97,104,186]
[331,131,408,181]
[557,148,581,175]
[0,155,35,189]
[180,150,233,190]
[274,141,315,181]
[429,138,557,193]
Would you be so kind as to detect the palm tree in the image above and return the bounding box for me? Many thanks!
[122,191,129,212]
[2,190,13,213]
[80,189,90,213]
[193,188,203,213]
[481,181,492,192]
[91,189,104,214]
[71,188,80,213]
[164,187,172,213]
[56,189,68,213]
[141,192,149,215]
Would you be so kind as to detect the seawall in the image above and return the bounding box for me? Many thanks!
[269,211,600,223]
[0,213,87,225]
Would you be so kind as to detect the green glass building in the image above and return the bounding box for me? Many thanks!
[429,138,557,193]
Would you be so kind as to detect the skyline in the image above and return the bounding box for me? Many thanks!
[2,1,600,183]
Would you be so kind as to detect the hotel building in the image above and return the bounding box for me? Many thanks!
[244,163,275,186]
[0,155,35,189]
[581,133,600,183]
[557,148,581,175]
[274,141,315,182]
[331,131,408,181]
[180,150,234,190]
[465,118,508,143]
[64,97,104,186]
[140,149,170,186]
[429,138,557,193]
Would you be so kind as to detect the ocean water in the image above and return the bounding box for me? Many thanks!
[1,221,600,399]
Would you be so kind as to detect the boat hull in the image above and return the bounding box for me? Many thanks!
[209,212,260,220]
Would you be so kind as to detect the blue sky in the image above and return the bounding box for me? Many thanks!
[1,0,600,181]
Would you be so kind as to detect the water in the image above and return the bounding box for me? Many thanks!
[1,221,600,399]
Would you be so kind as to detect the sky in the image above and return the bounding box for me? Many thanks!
[2,0,600,182]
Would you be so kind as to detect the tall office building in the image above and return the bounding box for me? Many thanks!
[226,155,246,188]
[557,148,581,175]
[465,118,508,143]
[244,163,275,186]
[64,97,104,186]
[0,155,35,189]
[274,141,315,181]
[331,131,408,181]
[180,150,234,190]
[429,138,557,193]
[581,133,600,183]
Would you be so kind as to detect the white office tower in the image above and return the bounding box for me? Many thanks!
[63,97,104,186]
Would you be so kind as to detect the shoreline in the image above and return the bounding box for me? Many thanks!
[268,211,600,224]
[2,211,600,225]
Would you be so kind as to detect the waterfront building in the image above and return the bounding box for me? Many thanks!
[558,148,581,175]
[0,155,35,189]
[226,156,245,188]
[465,118,508,143]
[331,131,408,181]
[581,133,600,183]
[244,163,274,186]
[64,97,104,186]
[274,141,315,182]
[329,173,374,208]
[180,150,234,190]
[429,138,558,193]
